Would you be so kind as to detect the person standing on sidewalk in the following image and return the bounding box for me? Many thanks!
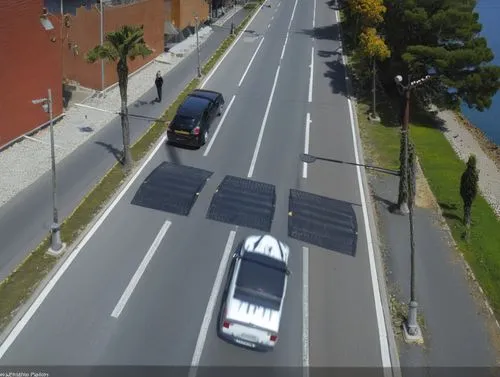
[155,71,163,102]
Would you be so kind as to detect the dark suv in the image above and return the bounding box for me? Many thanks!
[167,89,225,147]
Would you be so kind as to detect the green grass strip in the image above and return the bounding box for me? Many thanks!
[0,0,266,333]
[411,124,500,317]
[356,102,500,319]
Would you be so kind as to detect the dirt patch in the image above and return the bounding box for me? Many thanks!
[415,161,436,210]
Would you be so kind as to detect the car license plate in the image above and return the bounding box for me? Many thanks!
[240,333,257,342]
[174,130,190,135]
[235,338,255,348]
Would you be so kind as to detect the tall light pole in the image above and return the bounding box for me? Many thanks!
[194,14,201,78]
[32,90,65,255]
[394,73,432,344]
[99,0,105,92]
[405,140,421,341]
[230,0,235,35]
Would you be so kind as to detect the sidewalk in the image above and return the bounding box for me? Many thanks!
[0,5,249,281]
[370,169,500,369]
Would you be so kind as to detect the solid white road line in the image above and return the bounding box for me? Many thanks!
[308,47,314,103]
[238,37,265,87]
[287,0,298,30]
[247,65,281,178]
[200,1,267,88]
[189,230,237,372]
[302,246,310,375]
[24,135,66,150]
[280,32,289,61]
[334,8,392,371]
[303,113,311,179]
[75,103,116,114]
[313,0,316,28]
[110,220,171,318]
[0,134,168,359]
[203,95,236,157]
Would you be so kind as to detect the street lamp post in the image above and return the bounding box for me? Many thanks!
[394,73,432,344]
[100,0,105,92]
[194,14,201,78]
[405,146,421,341]
[230,0,236,35]
[32,89,66,256]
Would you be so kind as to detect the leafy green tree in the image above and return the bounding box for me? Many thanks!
[382,0,500,111]
[358,27,390,119]
[86,25,153,170]
[460,154,479,240]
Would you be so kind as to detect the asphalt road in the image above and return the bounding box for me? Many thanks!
[0,0,393,373]
[0,9,249,281]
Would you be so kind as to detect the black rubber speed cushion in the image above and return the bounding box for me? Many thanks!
[131,161,213,216]
[288,189,358,256]
[206,175,276,232]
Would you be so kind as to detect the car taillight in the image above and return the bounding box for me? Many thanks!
[223,321,231,328]
[192,126,200,135]
[270,334,278,342]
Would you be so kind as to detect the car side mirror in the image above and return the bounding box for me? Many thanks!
[286,269,292,276]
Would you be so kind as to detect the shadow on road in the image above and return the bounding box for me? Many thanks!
[300,24,341,41]
[95,141,123,164]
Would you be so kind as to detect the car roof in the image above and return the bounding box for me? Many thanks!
[243,235,289,264]
[177,95,211,117]
[190,89,221,102]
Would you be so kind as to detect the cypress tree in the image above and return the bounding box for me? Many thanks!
[460,154,479,240]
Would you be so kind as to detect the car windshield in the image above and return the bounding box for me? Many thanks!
[171,115,197,131]
[234,252,286,311]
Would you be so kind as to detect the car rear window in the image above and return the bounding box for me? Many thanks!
[171,115,197,131]
[234,253,286,310]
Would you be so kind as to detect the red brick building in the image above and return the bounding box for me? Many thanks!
[0,0,208,148]
[0,0,63,147]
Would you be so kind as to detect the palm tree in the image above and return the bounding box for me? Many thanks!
[86,25,153,171]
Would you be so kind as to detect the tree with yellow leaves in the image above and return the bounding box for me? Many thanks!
[347,0,386,35]
[358,26,390,120]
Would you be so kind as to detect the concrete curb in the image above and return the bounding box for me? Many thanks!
[335,9,402,377]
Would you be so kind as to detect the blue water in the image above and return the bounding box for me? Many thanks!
[460,0,500,145]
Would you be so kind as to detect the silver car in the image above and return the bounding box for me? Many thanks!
[218,234,291,351]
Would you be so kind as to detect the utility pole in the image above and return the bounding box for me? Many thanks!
[100,0,105,92]
[230,0,235,35]
[32,90,65,255]
[194,14,201,78]
[403,140,422,342]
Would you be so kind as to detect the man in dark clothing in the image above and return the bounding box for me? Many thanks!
[155,71,163,102]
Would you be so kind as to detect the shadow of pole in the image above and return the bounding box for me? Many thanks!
[165,141,182,165]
